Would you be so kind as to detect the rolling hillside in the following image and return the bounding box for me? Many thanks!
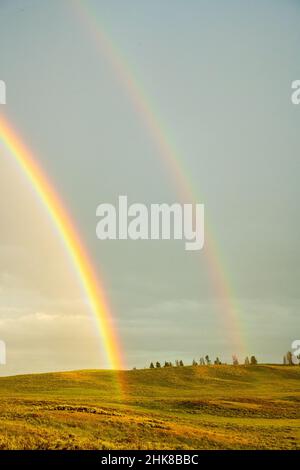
[0,365,299,449]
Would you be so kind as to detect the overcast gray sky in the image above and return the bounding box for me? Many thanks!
[0,0,299,374]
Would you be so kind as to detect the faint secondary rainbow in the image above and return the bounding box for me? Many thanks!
[0,114,125,371]
[73,0,246,355]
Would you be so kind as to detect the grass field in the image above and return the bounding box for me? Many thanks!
[0,365,299,450]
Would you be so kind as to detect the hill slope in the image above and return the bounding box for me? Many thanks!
[0,365,299,449]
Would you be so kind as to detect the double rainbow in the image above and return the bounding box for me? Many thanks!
[0,2,246,376]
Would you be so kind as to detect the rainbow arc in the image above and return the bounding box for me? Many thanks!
[72,0,246,355]
[0,115,124,371]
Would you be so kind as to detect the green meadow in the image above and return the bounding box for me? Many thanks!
[0,365,299,450]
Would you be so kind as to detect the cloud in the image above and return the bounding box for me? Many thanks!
[0,307,106,376]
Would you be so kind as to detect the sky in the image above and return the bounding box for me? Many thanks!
[0,0,299,375]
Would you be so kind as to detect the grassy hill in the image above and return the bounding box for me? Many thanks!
[0,365,299,449]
